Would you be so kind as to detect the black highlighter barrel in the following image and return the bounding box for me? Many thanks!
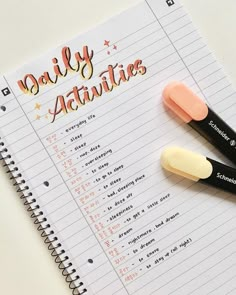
[200,158,236,194]
[190,108,236,165]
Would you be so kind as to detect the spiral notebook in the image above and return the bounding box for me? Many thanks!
[1,0,236,294]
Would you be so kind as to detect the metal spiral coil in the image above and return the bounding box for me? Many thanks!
[0,138,87,295]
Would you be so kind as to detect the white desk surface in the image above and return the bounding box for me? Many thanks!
[0,0,236,294]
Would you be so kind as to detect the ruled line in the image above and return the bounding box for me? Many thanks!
[192,264,236,295]
[159,5,183,21]
[130,216,236,293]
[225,287,236,295]
[169,252,236,294]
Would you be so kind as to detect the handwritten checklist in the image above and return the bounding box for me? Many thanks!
[0,0,236,294]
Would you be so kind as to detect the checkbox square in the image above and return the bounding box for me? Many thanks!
[1,87,11,97]
[166,0,175,6]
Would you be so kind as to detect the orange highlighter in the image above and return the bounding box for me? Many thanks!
[163,82,236,165]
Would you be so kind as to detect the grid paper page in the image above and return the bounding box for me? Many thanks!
[0,0,235,294]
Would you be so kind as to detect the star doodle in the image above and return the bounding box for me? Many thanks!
[35,103,41,110]
[104,40,110,47]
[113,45,117,50]
[36,114,41,120]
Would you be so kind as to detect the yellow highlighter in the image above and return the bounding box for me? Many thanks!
[161,147,236,194]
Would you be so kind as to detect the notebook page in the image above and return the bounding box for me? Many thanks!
[0,0,235,294]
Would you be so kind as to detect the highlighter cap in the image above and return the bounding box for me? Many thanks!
[161,147,213,181]
[163,82,208,123]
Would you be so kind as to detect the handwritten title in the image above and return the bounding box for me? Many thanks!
[17,46,147,123]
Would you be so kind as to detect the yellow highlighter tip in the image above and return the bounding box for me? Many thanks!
[161,147,213,181]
